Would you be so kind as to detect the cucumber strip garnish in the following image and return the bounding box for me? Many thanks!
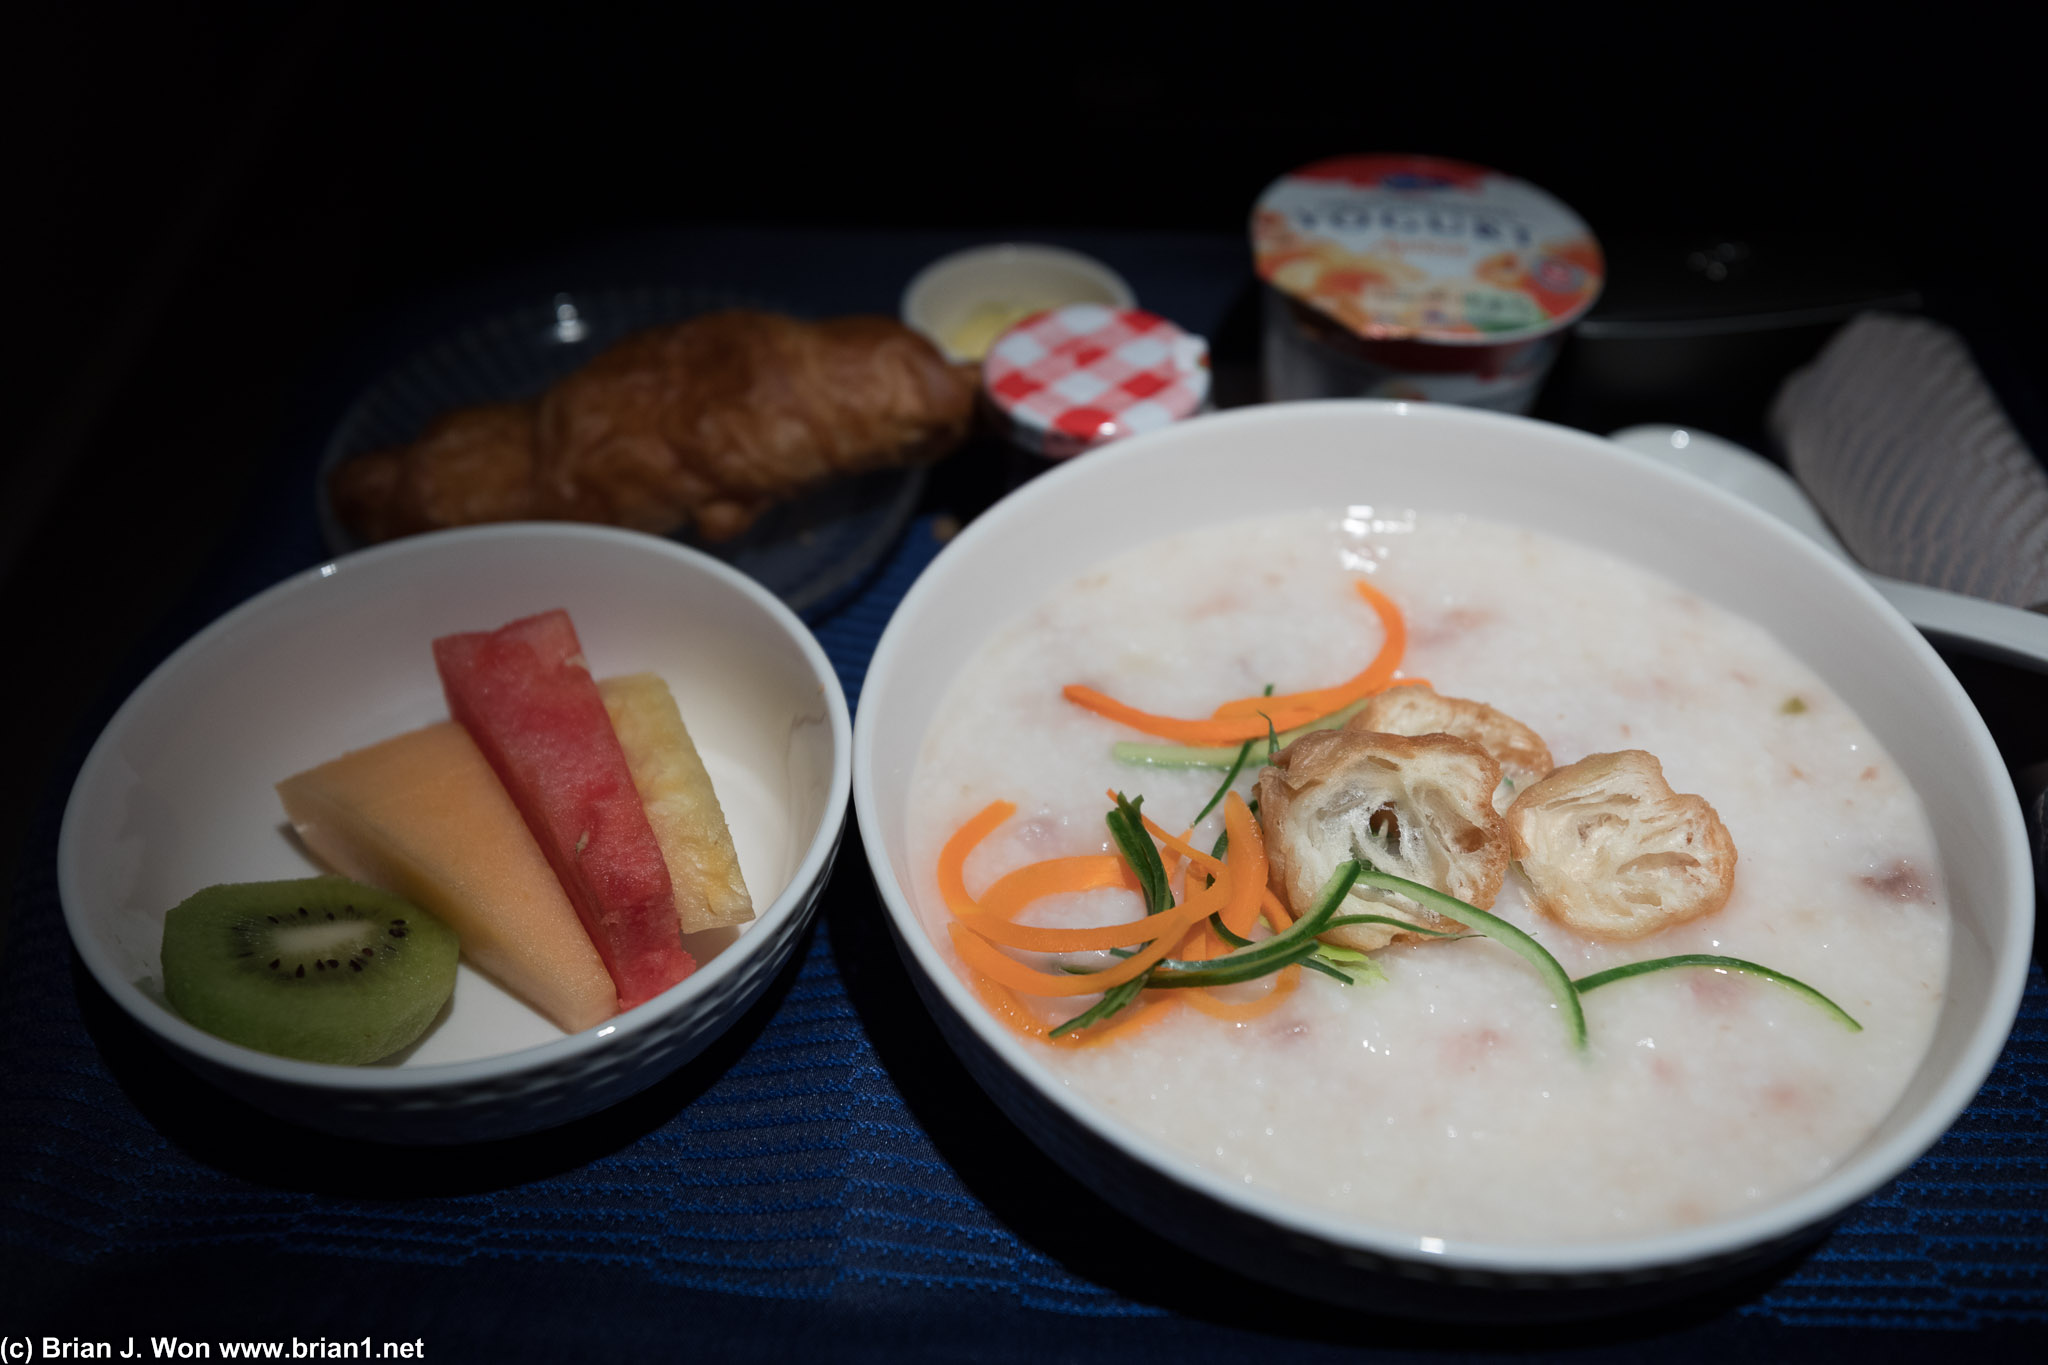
[1211,907,1373,985]
[1574,954,1862,1032]
[1063,863,1358,992]
[1052,796,1850,1048]
[1324,912,1468,939]
[1144,862,1360,989]
[1149,939,1320,989]
[1301,955,1359,985]
[1049,976,1148,1038]
[1208,913,1253,948]
[1052,792,1178,1037]
[1213,848,1365,984]
[1352,862,1587,1052]
[1111,697,1375,769]
[1190,737,1256,828]
[1106,793,1173,916]
[1190,685,1270,829]
[1309,948,1382,985]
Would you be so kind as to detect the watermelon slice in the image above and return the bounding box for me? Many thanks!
[433,610,695,1009]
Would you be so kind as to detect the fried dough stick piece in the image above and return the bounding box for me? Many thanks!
[1506,750,1737,940]
[1349,683,1555,812]
[1258,729,1509,953]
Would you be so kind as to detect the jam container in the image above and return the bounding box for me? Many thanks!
[982,304,1210,468]
[1253,154,1603,412]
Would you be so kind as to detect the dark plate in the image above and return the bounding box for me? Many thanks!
[316,286,926,615]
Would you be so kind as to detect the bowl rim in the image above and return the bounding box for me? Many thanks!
[851,398,2035,1276]
[58,521,854,1093]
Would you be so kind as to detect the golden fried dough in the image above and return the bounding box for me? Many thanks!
[1258,728,1508,953]
[1506,750,1737,940]
[1349,683,1554,811]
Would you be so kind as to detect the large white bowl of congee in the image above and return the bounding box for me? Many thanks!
[851,400,2032,1313]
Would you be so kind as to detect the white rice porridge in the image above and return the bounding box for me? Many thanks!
[907,510,1948,1244]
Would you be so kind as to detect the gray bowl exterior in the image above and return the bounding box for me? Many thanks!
[163,821,838,1145]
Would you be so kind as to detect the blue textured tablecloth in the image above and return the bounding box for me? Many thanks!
[3,231,2044,1359]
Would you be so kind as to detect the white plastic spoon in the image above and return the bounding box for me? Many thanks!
[1609,424,2048,673]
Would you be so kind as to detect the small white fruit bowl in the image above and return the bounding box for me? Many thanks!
[851,400,2033,1313]
[59,523,851,1144]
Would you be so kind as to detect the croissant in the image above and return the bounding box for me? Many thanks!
[330,311,976,545]
[328,401,541,546]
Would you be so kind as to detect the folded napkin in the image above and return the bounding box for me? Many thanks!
[1770,313,2048,609]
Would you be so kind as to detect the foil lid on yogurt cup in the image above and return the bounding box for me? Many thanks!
[983,305,1210,459]
[1253,154,1604,346]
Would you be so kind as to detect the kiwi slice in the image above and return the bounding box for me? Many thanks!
[161,876,458,1065]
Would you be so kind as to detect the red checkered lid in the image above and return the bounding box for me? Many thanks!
[982,305,1210,458]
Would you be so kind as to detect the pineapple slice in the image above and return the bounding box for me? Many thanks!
[599,673,754,934]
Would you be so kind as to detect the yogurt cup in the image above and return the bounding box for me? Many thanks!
[1253,154,1603,412]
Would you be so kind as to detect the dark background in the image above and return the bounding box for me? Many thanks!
[3,3,2037,922]
[3,5,2044,1353]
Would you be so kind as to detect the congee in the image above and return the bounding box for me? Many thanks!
[908,509,1947,1244]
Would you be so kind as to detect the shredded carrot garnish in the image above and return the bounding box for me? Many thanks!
[1157,838,1187,890]
[1211,579,1406,718]
[964,971,1178,1049]
[961,855,1182,953]
[1122,801,1226,879]
[940,801,1190,1046]
[935,794,1306,1046]
[976,855,1131,921]
[939,809,1166,952]
[1062,685,1324,746]
[938,800,1016,916]
[1178,796,1296,1020]
[1181,922,1231,961]
[1063,995,1177,1047]
[1062,578,1408,741]
[949,876,1226,997]
[966,969,1051,1036]
[1126,795,1263,939]
[1218,794,1267,938]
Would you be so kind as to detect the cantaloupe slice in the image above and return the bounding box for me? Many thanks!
[598,673,754,934]
[277,721,617,1033]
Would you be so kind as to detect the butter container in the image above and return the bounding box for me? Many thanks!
[901,244,1137,363]
[1253,155,1603,412]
